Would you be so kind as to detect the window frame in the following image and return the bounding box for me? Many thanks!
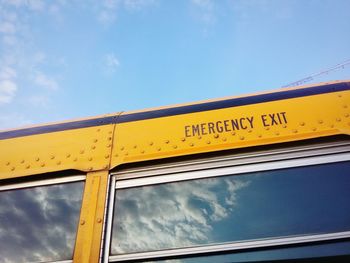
[104,140,350,262]
[0,174,86,263]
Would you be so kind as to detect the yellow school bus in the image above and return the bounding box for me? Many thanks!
[0,80,350,263]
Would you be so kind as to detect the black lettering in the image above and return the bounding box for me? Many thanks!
[231,119,240,130]
[247,116,254,129]
[224,120,231,132]
[185,126,191,137]
[261,115,269,126]
[208,122,215,134]
[192,125,200,136]
[200,123,207,135]
[240,118,247,129]
[269,114,278,125]
[216,121,224,133]
[277,113,282,124]
[280,112,288,123]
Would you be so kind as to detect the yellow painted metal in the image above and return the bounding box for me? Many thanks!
[0,124,114,180]
[111,90,350,167]
[74,170,109,263]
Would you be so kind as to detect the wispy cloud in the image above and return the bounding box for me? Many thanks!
[0,79,17,104]
[97,0,157,25]
[34,71,59,90]
[190,0,216,25]
[104,53,120,73]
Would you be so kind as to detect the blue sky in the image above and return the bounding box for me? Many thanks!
[0,0,349,130]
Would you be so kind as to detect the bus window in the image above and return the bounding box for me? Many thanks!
[0,176,85,263]
[105,147,350,262]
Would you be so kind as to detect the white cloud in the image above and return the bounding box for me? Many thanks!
[190,0,216,25]
[34,72,59,90]
[97,0,157,25]
[123,0,156,11]
[0,80,17,104]
[0,67,17,80]
[105,53,120,69]
[0,21,16,34]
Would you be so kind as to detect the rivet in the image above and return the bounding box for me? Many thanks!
[265,127,270,131]
[343,105,348,109]
[275,132,280,136]
[133,145,137,149]
[157,147,161,151]
[345,113,349,118]
[248,130,252,133]
[93,139,98,143]
[25,165,30,169]
[239,136,245,140]
[318,120,323,124]
[181,138,186,142]
[149,141,154,146]
[312,127,317,131]
[35,157,40,162]
[282,125,287,128]
[299,122,305,126]
[73,158,78,162]
[222,137,227,141]
[189,143,194,147]
[258,134,262,138]
[125,152,129,156]
[207,140,211,144]
[338,94,342,98]
[213,134,219,139]
[50,155,55,159]
[107,144,111,148]
[114,154,119,157]
[41,163,45,167]
[6,162,10,166]
[231,132,236,136]
[120,147,124,151]
[197,136,202,139]
[80,150,84,154]
[11,167,15,171]
[336,118,341,122]
[330,124,335,128]
[292,129,298,133]
[66,154,71,158]
[80,220,85,225]
[173,145,177,149]
[105,154,110,159]
[97,128,101,132]
[141,150,145,154]
[108,137,112,141]
[88,157,93,161]
[165,140,170,144]
[97,218,102,223]
[104,165,109,169]
[57,161,61,165]
[109,131,112,134]
[91,145,96,150]
[88,167,93,171]
[21,160,25,164]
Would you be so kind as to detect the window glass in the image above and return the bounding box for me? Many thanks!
[111,161,350,255]
[142,241,350,262]
[0,181,84,263]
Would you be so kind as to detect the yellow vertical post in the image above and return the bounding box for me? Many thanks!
[74,170,109,263]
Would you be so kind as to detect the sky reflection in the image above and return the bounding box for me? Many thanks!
[111,161,350,255]
[0,181,84,263]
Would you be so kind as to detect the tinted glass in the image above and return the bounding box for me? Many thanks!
[111,161,350,255]
[143,241,350,262]
[0,181,84,263]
